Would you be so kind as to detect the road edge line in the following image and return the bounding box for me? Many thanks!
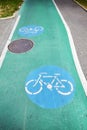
[0,15,21,68]
[52,0,87,95]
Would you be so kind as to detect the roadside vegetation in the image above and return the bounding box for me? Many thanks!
[0,0,23,18]
[74,0,87,10]
[0,0,87,18]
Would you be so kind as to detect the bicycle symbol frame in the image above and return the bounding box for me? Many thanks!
[25,72,74,96]
[19,25,44,35]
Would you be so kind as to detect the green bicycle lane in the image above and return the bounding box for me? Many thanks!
[0,0,87,129]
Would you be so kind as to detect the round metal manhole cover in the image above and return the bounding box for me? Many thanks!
[8,39,34,53]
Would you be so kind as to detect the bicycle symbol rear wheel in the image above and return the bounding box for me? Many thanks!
[25,80,42,95]
[19,27,29,34]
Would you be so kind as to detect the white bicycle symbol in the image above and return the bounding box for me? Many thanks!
[25,72,74,96]
[19,26,44,34]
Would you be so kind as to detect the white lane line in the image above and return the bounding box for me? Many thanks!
[52,0,87,95]
[0,15,21,68]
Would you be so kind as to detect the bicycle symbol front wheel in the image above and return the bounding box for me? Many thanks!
[34,26,44,32]
[25,80,43,95]
[56,80,74,96]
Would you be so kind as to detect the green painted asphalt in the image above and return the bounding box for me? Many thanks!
[0,0,87,129]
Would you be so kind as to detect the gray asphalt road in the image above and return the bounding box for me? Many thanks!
[0,15,17,55]
[0,0,87,80]
[55,0,87,79]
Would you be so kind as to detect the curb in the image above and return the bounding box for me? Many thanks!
[0,3,23,20]
[74,0,87,11]
[0,11,18,20]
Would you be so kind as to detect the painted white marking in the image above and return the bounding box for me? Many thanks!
[52,0,87,95]
[25,86,43,95]
[0,15,21,68]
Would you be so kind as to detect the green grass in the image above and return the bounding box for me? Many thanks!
[74,0,87,10]
[0,0,23,18]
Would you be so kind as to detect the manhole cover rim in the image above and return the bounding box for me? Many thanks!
[8,38,34,54]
